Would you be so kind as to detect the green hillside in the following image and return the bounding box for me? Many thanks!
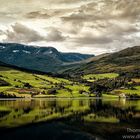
[0,65,91,98]
[0,64,140,98]
[0,45,140,99]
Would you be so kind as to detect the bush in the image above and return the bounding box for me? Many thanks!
[79,90,86,94]
[47,89,57,94]
[0,92,17,98]
[23,83,32,88]
[0,79,10,86]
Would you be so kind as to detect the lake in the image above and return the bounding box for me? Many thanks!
[0,98,140,140]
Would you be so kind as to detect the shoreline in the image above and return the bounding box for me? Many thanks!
[0,96,140,100]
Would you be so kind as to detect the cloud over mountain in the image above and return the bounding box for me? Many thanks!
[3,23,45,43]
[2,23,66,43]
[46,28,67,42]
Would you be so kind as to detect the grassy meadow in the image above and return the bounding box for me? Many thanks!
[0,66,90,98]
[0,66,140,98]
[83,73,119,82]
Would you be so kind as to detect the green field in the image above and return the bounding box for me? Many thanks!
[83,73,119,82]
[0,66,91,98]
[113,86,140,96]
[0,66,140,98]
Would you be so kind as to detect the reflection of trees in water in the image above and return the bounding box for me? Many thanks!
[58,99,138,123]
[0,99,139,127]
[0,111,10,118]
[88,99,137,122]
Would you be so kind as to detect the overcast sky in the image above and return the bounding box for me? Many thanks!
[0,0,140,54]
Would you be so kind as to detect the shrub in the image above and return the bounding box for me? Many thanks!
[23,83,32,88]
[0,79,10,86]
[47,89,57,94]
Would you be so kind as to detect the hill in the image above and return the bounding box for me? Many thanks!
[0,43,94,73]
[64,46,140,75]
[0,59,140,98]
[0,62,91,98]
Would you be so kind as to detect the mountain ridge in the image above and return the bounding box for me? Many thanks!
[63,46,140,75]
[0,43,94,73]
[1,43,139,75]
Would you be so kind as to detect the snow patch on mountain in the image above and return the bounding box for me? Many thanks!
[22,50,31,54]
[0,46,5,49]
[43,50,53,55]
[13,50,20,53]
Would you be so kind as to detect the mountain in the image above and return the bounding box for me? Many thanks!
[0,61,6,66]
[63,46,140,75]
[0,43,94,73]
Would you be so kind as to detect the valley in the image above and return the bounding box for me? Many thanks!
[0,64,140,98]
[0,43,140,99]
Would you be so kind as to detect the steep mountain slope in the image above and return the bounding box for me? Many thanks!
[64,46,140,75]
[0,43,94,73]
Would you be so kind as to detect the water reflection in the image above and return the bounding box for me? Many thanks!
[0,98,140,139]
[0,99,139,127]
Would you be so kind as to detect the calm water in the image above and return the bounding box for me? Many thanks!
[0,98,140,140]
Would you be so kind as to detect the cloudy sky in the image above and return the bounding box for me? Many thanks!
[0,0,140,54]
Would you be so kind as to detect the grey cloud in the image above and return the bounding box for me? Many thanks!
[0,30,3,35]
[45,0,85,4]
[113,0,140,20]
[72,36,112,45]
[3,23,66,43]
[46,28,67,42]
[61,0,140,46]
[24,9,71,19]
[25,11,50,19]
[61,11,97,22]
[4,23,45,43]
[62,0,140,23]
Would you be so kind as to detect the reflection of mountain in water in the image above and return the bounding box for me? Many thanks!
[0,99,140,140]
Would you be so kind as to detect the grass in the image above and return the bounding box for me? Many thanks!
[36,74,72,84]
[0,66,140,98]
[83,113,119,123]
[0,86,12,92]
[114,86,140,96]
[132,78,140,83]
[0,66,90,98]
[56,90,72,97]
[102,94,119,98]
[65,84,89,95]
[83,73,119,81]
